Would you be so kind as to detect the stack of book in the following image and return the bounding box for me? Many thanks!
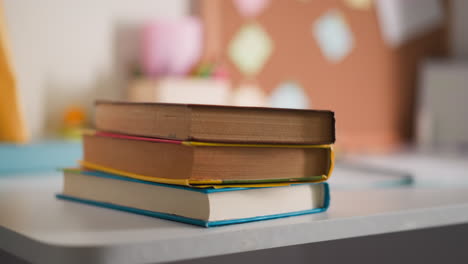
[57,101,335,227]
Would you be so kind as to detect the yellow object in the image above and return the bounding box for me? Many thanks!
[0,1,27,143]
[64,106,86,126]
[80,160,331,188]
[61,106,87,140]
[183,141,332,148]
[80,160,193,186]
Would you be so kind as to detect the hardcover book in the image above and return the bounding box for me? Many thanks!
[57,169,330,227]
[95,101,335,145]
[82,131,334,187]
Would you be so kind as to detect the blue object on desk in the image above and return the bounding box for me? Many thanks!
[330,162,413,189]
[0,141,82,174]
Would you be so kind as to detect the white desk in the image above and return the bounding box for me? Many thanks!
[2,169,468,264]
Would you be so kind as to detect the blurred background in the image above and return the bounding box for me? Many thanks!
[1,0,468,182]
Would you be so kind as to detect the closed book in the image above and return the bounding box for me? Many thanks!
[57,169,330,227]
[95,101,335,145]
[81,131,334,187]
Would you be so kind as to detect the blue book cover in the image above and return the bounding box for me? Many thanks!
[57,170,330,227]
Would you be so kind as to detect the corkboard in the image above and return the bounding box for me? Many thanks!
[200,0,449,152]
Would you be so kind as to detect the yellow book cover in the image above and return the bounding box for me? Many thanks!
[0,1,27,143]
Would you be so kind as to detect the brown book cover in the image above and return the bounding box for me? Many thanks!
[95,100,335,144]
[81,132,333,185]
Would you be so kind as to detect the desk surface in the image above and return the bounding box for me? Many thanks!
[2,169,468,264]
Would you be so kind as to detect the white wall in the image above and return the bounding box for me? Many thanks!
[451,0,468,58]
[4,0,189,139]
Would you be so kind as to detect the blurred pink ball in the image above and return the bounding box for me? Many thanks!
[141,17,203,77]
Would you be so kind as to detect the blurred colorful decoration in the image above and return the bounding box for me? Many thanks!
[141,17,202,76]
[212,63,229,80]
[192,60,230,80]
[231,83,267,107]
[269,81,310,109]
[142,20,172,76]
[192,61,214,78]
[0,1,28,143]
[233,0,270,18]
[313,9,354,63]
[228,23,273,76]
[344,0,373,10]
[61,106,87,140]
[167,17,203,76]
[375,0,443,47]
[200,0,449,152]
